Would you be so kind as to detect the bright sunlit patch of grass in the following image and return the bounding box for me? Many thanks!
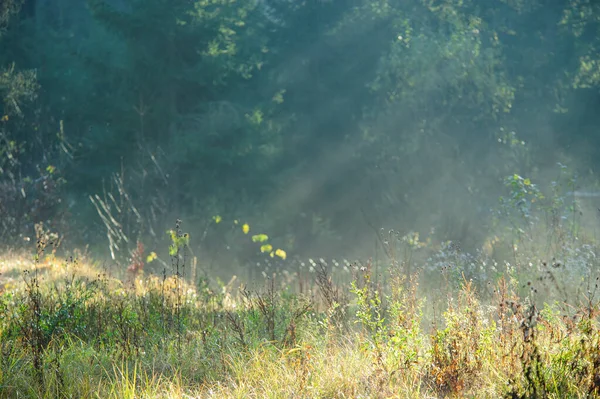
[1,236,600,399]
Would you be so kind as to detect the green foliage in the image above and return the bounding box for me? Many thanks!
[251,234,269,243]
[168,228,189,257]
[349,265,425,388]
[1,0,599,256]
[351,272,387,350]
[0,0,21,36]
[0,65,38,116]
[1,225,600,397]
[500,174,544,222]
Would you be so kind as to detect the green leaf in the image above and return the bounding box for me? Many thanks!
[252,234,269,243]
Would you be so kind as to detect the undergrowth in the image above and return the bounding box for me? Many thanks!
[2,170,600,398]
[1,228,600,398]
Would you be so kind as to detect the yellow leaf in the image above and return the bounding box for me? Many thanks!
[146,252,157,263]
[270,251,275,258]
[260,244,273,253]
[275,249,287,260]
[242,223,250,234]
[524,178,531,186]
[213,215,222,224]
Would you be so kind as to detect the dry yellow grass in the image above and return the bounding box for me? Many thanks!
[1,252,600,399]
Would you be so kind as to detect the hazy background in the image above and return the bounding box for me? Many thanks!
[1,0,599,280]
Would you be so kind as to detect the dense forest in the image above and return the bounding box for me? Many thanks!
[1,0,600,271]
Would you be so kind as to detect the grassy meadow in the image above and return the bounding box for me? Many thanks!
[1,213,600,399]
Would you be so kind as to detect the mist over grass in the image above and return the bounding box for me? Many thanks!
[1,1,600,397]
[2,207,600,398]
